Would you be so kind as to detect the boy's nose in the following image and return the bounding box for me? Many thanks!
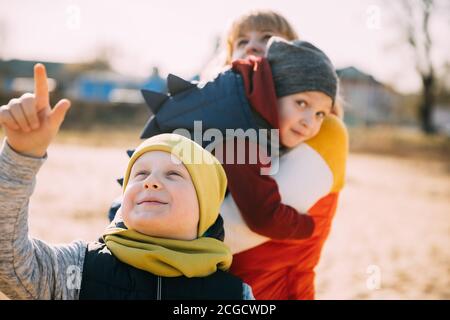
[300,114,314,128]
[144,183,161,190]
[143,175,162,190]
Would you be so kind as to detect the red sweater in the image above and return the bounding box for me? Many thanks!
[220,56,314,240]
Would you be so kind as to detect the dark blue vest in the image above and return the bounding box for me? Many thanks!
[140,71,271,147]
[79,242,244,300]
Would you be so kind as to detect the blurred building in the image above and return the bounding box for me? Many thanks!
[337,66,403,126]
[142,67,166,93]
[432,105,450,135]
[0,59,166,104]
[69,71,146,104]
[0,59,62,93]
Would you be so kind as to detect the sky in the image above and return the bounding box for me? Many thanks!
[0,0,448,94]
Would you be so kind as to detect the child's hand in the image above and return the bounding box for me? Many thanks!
[0,63,71,158]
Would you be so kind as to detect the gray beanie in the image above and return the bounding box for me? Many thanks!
[266,37,338,104]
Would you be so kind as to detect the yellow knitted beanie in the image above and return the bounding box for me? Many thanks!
[122,134,227,237]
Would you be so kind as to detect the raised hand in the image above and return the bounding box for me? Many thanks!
[0,63,71,157]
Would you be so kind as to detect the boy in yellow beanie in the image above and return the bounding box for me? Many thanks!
[0,64,253,299]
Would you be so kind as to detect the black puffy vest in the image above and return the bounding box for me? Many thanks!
[79,242,244,300]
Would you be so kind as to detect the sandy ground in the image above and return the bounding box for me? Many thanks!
[315,154,450,299]
[1,143,449,300]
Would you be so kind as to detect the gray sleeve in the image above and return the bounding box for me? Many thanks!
[242,283,255,300]
[0,140,87,300]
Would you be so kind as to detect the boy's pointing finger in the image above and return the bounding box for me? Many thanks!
[34,63,50,111]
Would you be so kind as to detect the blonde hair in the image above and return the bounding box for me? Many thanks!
[200,10,298,81]
[225,10,299,65]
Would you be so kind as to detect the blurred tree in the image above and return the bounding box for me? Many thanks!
[66,46,114,74]
[0,19,7,59]
[400,0,441,133]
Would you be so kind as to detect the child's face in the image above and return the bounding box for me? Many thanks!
[121,151,199,240]
[278,91,332,148]
[232,30,281,61]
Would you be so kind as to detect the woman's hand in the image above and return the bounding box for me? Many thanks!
[0,63,71,158]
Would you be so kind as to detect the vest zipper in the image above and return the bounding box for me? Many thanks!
[157,276,162,300]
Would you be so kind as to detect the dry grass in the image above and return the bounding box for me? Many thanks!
[349,125,450,163]
[54,126,143,148]
[316,153,450,299]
